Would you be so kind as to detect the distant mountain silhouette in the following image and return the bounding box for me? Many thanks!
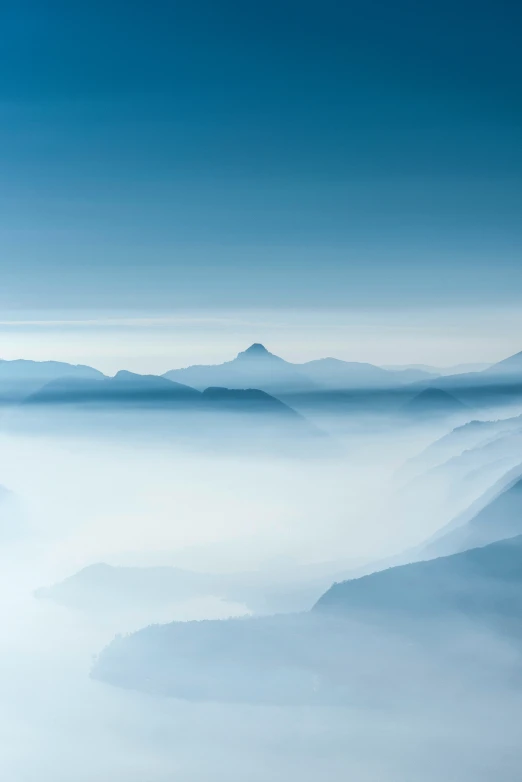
[0,358,104,401]
[399,414,522,482]
[420,348,522,408]
[23,370,307,418]
[483,350,522,377]
[236,343,279,360]
[164,344,422,394]
[298,357,404,389]
[384,362,491,376]
[163,344,313,394]
[36,563,215,607]
[24,370,200,405]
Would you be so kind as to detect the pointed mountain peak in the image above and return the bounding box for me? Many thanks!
[244,343,269,355]
[235,343,281,361]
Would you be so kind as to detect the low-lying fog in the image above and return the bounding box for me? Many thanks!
[1,402,522,781]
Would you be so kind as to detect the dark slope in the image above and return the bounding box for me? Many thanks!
[201,386,302,417]
[314,534,522,618]
[403,387,467,415]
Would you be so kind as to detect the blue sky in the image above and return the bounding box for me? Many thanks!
[0,0,521,366]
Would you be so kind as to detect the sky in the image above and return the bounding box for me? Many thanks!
[1,0,521,369]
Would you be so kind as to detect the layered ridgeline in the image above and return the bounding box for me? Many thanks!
[417,470,522,560]
[420,349,522,407]
[392,410,522,541]
[0,359,104,402]
[91,535,522,704]
[163,344,522,406]
[398,414,522,482]
[15,370,325,452]
[23,370,300,417]
[163,343,433,394]
[3,344,522,413]
[329,455,522,581]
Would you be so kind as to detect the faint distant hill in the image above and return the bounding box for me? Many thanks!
[393,426,522,553]
[398,414,522,483]
[384,362,492,376]
[36,559,345,617]
[434,349,522,386]
[92,535,522,703]
[0,358,104,402]
[421,349,522,407]
[296,356,408,389]
[164,343,425,395]
[405,425,522,510]
[36,563,217,609]
[402,388,467,416]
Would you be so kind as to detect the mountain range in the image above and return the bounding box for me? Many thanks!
[163,343,420,394]
[0,359,103,402]
[2,345,522,406]
[23,370,303,419]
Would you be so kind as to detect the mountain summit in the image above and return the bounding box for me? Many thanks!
[236,344,280,361]
[163,343,417,393]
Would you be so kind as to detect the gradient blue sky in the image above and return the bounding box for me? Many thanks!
[1,0,521,369]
